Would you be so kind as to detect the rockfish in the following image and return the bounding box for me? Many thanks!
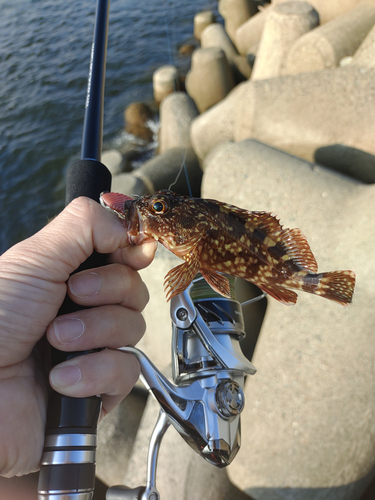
[100,190,355,305]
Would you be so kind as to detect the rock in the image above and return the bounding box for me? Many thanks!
[124,102,154,142]
[201,23,252,80]
[102,149,125,176]
[179,43,196,56]
[202,139,375,500]
[235,5,273,56]
[159,92,199,153]
[153,65,180,104]
[191,66,375,166]
[185,47,235,113]
[283,2,375,75]
[193,10,215,40]
[219,0,258,43]
[251,1,319,80]
[112,147,202,198]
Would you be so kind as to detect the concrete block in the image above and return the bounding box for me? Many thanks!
[201,23,252,80]
[235,6,273,56]
[272,0,370,24]
[111,172,150,197]
[191,66,375,165]
[96,390,147,486]
[251,1,319,80]
[190,82,245,160]
[185,47,235,113]
[283,2,375,75]
[159,92,199,154]
[201,23,239,62]
[194,10,215,40]
[202,139,375,500]
[136,245,181,376]
[219,0,258,43]
[352,22,375,68]
[113,147,202,198]
[102,149,125,176]
[153,65,180,104]
[234,67,375,163]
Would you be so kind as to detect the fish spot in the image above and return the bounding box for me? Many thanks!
[264,236,276,247]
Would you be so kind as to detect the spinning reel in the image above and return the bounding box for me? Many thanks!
[107,276,257,500]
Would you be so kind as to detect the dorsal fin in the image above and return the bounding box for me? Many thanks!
[198,201,318,272]
[278,227,318,273]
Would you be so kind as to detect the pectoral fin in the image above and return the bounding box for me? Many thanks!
[200,270,231,298]
[164,260,200,301]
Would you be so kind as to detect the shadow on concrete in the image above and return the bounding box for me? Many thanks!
[315,144,375,184]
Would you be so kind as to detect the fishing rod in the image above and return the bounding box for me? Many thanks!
[37,1,260,498]
[38,1,111,499]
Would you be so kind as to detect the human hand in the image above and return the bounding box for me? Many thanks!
[0,197,157,477]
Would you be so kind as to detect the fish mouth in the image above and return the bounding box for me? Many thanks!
[125,201,151,245]
[100,192,154,246]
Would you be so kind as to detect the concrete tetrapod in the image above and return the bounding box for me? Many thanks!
[251,1,319,81]
[202,139,375,500]
[185,47,235,113]
[201,23,252,80]
[112,147,202,198]
[194,10,215,41]
[159,92,199,154]
[190,66,375,175]
[218,0,258,43]
[283,1,375,74]
[272,0,373,24]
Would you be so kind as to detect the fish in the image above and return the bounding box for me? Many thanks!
[100,190,356,306]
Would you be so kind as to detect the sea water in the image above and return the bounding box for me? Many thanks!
[0,0,217,252]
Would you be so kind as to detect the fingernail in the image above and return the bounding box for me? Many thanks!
[54,318,84,344]
[69,272,101,297]
[51,364,82,388]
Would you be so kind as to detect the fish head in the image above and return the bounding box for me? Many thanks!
[100,190,207,254]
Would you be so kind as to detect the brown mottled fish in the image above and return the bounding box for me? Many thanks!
[100,190,356,305]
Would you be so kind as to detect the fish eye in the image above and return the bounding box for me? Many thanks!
[151,199,169,214]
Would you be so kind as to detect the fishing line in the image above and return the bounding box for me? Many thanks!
[162,0,193,197]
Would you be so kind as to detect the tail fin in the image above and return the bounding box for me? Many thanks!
[316,270,356,305]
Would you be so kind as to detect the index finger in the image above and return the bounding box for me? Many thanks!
[109,240,158,270]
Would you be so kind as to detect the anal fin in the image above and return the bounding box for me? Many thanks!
[200,270,231,297]
[257,283,298,305]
